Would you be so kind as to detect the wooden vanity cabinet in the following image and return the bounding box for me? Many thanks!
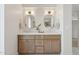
[18,35,35,54]
[18,39,28,54]
[43,35,61,54]
[18,35,61,54]
[35,36,44,54]
[51,39,60,54]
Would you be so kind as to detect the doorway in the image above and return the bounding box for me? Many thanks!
[72,4,79,55]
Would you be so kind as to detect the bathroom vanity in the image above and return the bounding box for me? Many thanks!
[18,6,61,54]
[18,33,61,54]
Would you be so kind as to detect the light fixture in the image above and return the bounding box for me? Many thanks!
[25,11,31,15]
[48,11,51,15]
[28,11,31,15]
[45,10,55,16]
[25,11,34,15]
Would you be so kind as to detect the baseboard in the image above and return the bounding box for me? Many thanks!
[5,51,18,55]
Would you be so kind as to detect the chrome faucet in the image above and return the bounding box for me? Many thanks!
[35,24,44,33]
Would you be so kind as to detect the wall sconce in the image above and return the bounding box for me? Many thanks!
[45,10,55,16]
[28,11,31,15]
[25,11,34,15]
[48,11,51,15]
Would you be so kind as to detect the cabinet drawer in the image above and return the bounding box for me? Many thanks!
[44,35,60,39]
[35,46,44,53]
[26,40,35,53]
[18,35,35,39]
[23,35,35,39]
[35,40,43,46]
[51,39,61,54]
[35,35,44,39]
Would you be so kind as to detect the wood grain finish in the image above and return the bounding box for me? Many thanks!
[44,39,51,53]
[35,46,44,54]
[18,35,61,54]
[35,40,43,46]
[51,39,60,54]
[18,39,28,54]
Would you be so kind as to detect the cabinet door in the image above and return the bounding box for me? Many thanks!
[44,39,60,54]
[43,40,52,54]
[18,39,28,54]
[51,39,61,54]
[19,39,35,54]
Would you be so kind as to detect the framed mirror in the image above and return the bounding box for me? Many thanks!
[44,15,51,27]
[25,11,36,29]
[44,11,54,28]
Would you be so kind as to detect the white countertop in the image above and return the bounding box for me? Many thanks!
[18,32,61,35]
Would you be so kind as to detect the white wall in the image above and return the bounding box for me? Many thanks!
[5,4,23,55]
[0,4,5,55]
[62,5,72,54]
[56,5,72,55]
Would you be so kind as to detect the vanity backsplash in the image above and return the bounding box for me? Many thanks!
[19,6,61,34]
